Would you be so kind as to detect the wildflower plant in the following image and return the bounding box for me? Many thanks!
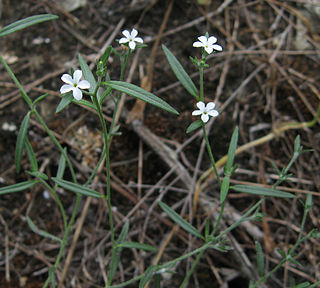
[0,14,320,288]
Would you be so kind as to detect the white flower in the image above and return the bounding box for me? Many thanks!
[60,70,90,100]
[119,28,143,50]
[193,35,223,54]
[192,101,219,123]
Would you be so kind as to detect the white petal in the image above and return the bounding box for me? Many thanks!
[206,102,216,110]
[122,30,130,39]
[192,110,202,116]
[119,37,129,44]
[208,110,219,117]
[134,37,143,43]
[207,36,217,45]
[72,87,83,100]
[73,70,82,84]
[61,74,74,85]
[201,113,209,123]
[131,28,138,38]
[204,46,213,54]
[60,84,73,94]
[196,101,205,111]
[197,36,207,44]
[193,41,203,47]
[212,44,223,51]
[77,80,90,89]
[129,41,136,50]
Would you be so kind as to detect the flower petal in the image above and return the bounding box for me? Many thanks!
[72,87,83,100]
[193,41,203,48]
[197,36,207,44]
[204,46,213,54]
[196,101,205,111]
[128,41,136,50]
[61,74,74,85]
[206,102,216,110]
[208,110,219,117]
[134,37,143,43]
[192,110,202,116]
[212,44,223,51]
[122,30,130,39]
[119,37,129,44]
[77,80,90,89]
[201,113,209,123]
[73,70,82,84]
[131,28,138,38]
[207,36,217,45]
[60,84,73,94]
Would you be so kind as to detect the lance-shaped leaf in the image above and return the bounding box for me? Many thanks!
[78,54,100,100]
[27,217,62,243]
[25,137,38,172]
[0,180,38,195]
[232,184,295,198]
[158,201,204,239]
[162,45,198,99]
[0,14,58,37]
[15,112,30,173]
[51,178,102,198]
[225,126,238,172]
[186,120,202,134]
[105,81,179,115]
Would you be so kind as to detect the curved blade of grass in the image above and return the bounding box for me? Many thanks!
[231,184,295,198]
[0,14,58,37]
[52,177,102,198]
[162,45,198,99]
[27,216,62,243]
[0,180,38,195]
[105,81,179,115]
[15,112,30,173]
[158,201,204,239]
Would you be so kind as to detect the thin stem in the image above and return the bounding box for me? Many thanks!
[199,66,204,102]
[179,248,205,288]
[211,200,225,237]
[202,125,221,186]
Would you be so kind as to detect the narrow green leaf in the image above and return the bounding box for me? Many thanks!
[33,93,49,106]
[26,170,48,180]
[49,267,57,288]
[158,201,204,239]
[162,45,198,99]
[52,177,102,198]
[56,92,73,113]
[26,217,62,243]
[231,184,295,198]
[294,282,311,288]
[25,138,38,172]
[220,176,230,203]
[0,14,58,37]
[56,148,67,181]
[139,266,157,288]
[15,112,30,173]
[101,46,112,65]
[255,241,265,277]
[186,120,202,133]
[117,241,157,252]
[105,81,179,115]
[78,53,100,100]
[0,180,38,195]
[225,126,238,172]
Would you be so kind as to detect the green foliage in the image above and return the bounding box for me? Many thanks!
[0,180,38,195]
[0,14,58,37]
[186,120,202,133]
[162,45,199,100]
[231,184,295,198]
[105,81,179,115]
[15,112,30,173]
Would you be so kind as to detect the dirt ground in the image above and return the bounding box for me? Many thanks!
[0,0,320,287]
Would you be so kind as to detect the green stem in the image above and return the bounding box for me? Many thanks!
[202,125,221,186]
[199,66,204,102]
[211,200,225,237]
[179,248,205,288]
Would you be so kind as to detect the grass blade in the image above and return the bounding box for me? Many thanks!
[27,217,62,243]
[15,112,30,173]
[232,184,295,198]
[0,180,38,195]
